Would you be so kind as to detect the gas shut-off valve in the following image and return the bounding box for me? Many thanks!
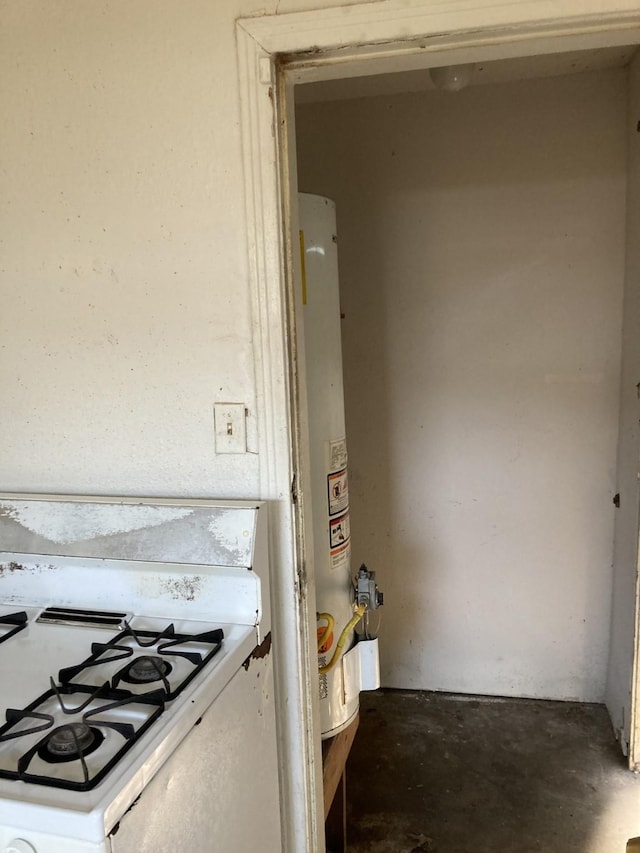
[355,563,383,610]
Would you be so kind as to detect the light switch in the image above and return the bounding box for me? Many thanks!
[214,403,247,454]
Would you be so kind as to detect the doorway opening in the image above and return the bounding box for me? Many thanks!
[294,43,630,707]
[236,7,640,849]
[293,46,640,848]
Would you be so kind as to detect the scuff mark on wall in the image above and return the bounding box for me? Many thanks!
[0,502,193,545]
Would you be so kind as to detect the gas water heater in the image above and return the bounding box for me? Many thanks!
[299,193,383,739]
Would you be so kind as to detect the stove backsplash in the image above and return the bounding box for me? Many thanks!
[0,496,261,567]
[0,495,270,635]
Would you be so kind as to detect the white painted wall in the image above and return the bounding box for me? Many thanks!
[0,0,356,500]
[0,3,245,496]
[607,54,640,753]
[296,70,627,702]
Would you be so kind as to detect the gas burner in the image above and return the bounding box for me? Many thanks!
[0,681,165,791]
[0,611,28,646]
[119,655,172,685]
[39,722,104,763]
[59,624,224,699]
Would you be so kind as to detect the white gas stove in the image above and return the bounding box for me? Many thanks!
[0,495,279,853]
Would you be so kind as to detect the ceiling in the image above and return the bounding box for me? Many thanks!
[295,44,638,105]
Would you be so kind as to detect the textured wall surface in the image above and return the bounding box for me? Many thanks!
[0,0,352,498]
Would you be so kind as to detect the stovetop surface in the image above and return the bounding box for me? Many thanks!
[0,604,225,717]
[0,497,268,843]
[0,600,256,835]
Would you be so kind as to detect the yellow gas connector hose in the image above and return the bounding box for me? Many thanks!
[318,603,366,675]
[317,612,335,652]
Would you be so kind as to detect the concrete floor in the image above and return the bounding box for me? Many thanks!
[345,690,640,853]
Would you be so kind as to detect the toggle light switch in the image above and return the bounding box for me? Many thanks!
[213,403,247,454]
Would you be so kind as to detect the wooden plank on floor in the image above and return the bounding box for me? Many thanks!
[323,714,359,821]
[325,770,347,853]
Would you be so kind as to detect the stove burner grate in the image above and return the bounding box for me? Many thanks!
[59,623,224,699]
[0,682,165,791]
[0,611,28,646]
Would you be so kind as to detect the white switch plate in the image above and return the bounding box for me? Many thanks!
[214,403,247,454]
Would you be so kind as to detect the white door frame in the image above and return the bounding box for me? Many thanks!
[236,3,640,849]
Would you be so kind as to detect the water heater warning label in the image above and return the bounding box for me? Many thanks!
[327,468,348,516]
[330,540,350,572]
[329,511,350,549]
[328,438,347,473]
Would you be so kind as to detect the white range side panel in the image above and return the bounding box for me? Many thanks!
[110,652,281,853]
[300,193,358,738]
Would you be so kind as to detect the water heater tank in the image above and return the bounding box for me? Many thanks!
[299,193,380,739]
